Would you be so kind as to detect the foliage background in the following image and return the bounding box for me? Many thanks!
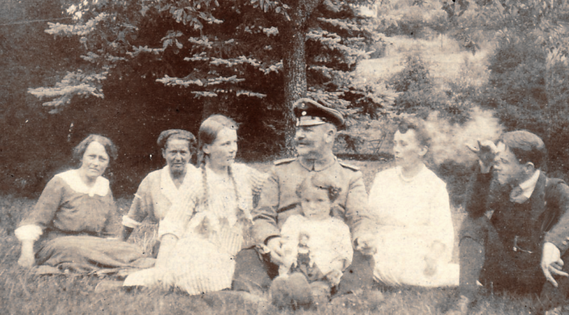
[3,0,569,205]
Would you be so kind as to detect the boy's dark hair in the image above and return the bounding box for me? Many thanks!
[397,117,430,147]
[499,130,547,169]
[296,173,342,203]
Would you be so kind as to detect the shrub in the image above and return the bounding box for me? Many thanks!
[483,32,569,179]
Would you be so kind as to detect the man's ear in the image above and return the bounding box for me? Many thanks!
[325,125,336,143]
[202,144,211,155]
[161,148,167,160]
[524,161,536,173]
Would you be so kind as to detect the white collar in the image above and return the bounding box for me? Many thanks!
[57,169,109,197]
[517,170,541,200]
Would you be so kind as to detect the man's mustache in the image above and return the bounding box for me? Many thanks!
[295,140,314,146]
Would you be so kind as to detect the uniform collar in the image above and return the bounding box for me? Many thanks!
[298,154,336,171]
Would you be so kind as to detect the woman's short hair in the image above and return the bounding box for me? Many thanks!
[397,117,430,148]
[295,173,342,203]
[157,129,197,153]
[499,130,546,169]
[198,115,238,164]
[73,134,118,162]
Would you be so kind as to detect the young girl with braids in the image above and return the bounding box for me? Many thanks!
[270,173,353,309]
[124,115,268,295]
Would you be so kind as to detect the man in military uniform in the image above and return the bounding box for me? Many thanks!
[232,98,380,306]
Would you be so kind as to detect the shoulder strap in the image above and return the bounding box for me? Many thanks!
[338,160,359,171]
[273,157,296,166]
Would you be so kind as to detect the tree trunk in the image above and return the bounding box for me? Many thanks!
[280,0,320,155]
[201,97,218,121]
[282,26,307,154]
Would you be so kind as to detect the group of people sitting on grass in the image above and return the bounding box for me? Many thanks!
[14,98,569,314]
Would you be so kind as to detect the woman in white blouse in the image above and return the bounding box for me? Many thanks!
[120,129,199,256]
[124,115,267,294]
[369,118,459,287]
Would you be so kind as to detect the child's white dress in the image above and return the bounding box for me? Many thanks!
[279,214,353,287]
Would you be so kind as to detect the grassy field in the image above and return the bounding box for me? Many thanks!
[0,161,541,314]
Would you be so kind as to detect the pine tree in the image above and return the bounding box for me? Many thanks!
[28,0,397,154]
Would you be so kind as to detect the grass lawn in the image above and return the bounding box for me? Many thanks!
[0,160,541,314]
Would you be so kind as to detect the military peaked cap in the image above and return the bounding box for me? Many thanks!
[293,98,344,128]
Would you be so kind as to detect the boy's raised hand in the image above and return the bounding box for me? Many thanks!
[466,140,498,173]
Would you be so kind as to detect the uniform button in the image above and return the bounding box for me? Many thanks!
[563,241,568,246]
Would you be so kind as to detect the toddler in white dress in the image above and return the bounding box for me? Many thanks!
[270,173,353,308]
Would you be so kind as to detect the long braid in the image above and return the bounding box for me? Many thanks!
[201,162,209,211]
[227,165,240,212]
[229,165,252,250]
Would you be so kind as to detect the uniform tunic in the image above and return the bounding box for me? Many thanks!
[123,163,268,295]
[252,157,374,244]
[233,157,375,295]
[369,166,458,287]
[15,169,152,274]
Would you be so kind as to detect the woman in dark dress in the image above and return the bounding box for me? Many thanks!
[16,134,153,275]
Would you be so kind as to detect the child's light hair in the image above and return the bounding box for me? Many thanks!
[295,173,342,203]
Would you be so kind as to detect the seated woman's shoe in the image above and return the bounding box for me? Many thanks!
[270,273,313,309]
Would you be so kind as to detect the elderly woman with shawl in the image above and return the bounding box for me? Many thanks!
[120,129,198,256]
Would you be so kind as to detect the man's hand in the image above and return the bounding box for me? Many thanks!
[466,140,498,173]
[355,234,377,256]
[267,237,284,265]
[541,242,569,287]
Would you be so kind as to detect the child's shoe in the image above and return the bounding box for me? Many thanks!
[270,273,313,309]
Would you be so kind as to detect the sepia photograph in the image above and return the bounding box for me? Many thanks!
[2,0,569,314]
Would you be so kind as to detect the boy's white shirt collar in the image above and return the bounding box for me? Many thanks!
[517,169,541,200]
